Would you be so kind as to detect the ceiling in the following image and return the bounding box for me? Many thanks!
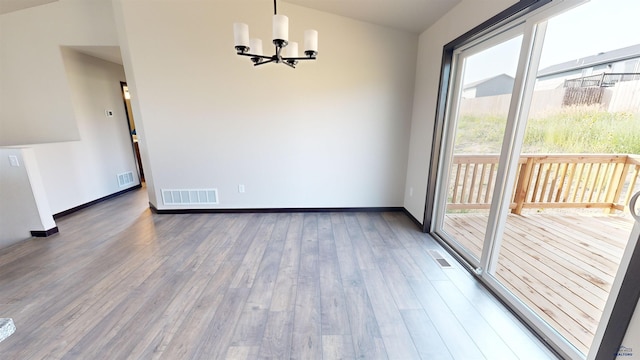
[0,0,57,15]
[2,0,461,64]
[2,0,461,34]
[70,46,123,65]
[284,0,462,34]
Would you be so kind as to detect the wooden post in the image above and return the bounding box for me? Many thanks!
[512,156,534,215]
[604,160,628,214]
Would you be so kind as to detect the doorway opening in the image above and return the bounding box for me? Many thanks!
[120,81,144,184]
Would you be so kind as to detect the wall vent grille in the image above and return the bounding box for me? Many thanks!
[162,189,219,205]
[117,171,135,187]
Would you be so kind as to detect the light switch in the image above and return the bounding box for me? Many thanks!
[8,155,19,167]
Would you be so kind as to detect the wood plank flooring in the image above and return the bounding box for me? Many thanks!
[0,188,557,359]
[445,212,634,355]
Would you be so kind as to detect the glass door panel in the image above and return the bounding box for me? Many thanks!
[439,33,523,264]
[490,0,640,355]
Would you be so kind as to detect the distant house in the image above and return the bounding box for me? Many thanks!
[536,43,640,89]
[462,74,515,98]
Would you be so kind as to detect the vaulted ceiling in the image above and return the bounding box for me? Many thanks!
[284,0,461,33]
[1,0,461,65]
[0,0,57,14]
[2,0,461,34]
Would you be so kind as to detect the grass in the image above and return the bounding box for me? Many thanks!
[455,107,640,154]
[454,114,507,153]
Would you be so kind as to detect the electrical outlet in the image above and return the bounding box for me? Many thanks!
[105,109,114,117]
[238,184,245,193]
[8,155,19,167]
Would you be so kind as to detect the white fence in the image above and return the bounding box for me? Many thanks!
[459,80,640,117]
[608,80,640,112]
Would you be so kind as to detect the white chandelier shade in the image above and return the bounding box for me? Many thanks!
[272,14,289,42]
[249,38,263,56]
[233,0,318,68]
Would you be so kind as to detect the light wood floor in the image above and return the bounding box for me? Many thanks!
[0,188,558,359]
[445,212,634,355]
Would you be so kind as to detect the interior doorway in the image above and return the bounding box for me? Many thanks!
[120,82,144,183]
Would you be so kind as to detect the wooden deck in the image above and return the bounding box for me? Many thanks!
[444,212,635,355]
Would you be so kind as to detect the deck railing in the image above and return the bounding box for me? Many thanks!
[447,154,640,214]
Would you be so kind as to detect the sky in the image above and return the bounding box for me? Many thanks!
[463,0,640,84]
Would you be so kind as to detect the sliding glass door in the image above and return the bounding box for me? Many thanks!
[431,0,640,358]
[437,27,524,266]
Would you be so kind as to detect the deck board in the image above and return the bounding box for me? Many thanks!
[445,212,635,355]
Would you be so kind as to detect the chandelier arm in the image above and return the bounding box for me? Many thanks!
[282,56,317,61]
[254,58,276,66]
[236,52,272,60]
[282,60,296,69]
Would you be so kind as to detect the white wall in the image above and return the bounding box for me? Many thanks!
[30,49,140,214]
[1,0,139,231]
[113,0,417,210]
[0,0,120,146]
[0,148,56,248]
[403,0,518,221]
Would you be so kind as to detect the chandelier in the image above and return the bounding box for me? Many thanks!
[233,0,318,68]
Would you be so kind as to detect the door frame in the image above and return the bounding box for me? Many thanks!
[422,0,552,234]
[120,81,144,183]
[432,23,527,269]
